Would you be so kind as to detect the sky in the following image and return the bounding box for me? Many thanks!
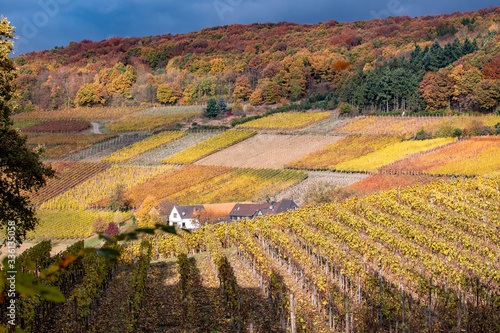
[2,0,497,55]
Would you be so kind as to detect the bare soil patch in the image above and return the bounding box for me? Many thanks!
[195,134,342,169]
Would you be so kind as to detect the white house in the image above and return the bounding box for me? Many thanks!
[168,205,204,230]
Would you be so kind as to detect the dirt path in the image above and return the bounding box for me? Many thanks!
[91,122,101,134]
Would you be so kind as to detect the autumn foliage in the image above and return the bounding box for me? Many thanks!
[11,6,500,114]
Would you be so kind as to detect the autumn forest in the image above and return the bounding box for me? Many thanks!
[13,7,500,115]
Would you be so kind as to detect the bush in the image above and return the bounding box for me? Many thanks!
[415,129,432,140]
[232,102,243,112]
[105,222,120,238]
[452,128,463,138]
[92,216,108,234]
[339,102,356,115]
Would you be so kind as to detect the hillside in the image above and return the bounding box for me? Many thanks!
[13,7,500,114]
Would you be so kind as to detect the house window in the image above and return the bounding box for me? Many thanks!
[174,213,178,218]
[182,222,186,228]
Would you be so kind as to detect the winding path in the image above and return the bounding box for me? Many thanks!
[91,122,101,134]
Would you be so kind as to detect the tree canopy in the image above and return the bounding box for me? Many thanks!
[0,18,54,243]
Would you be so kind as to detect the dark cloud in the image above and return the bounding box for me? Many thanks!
[3,0,496,55]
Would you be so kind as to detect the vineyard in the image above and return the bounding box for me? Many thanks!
[41,164,174,210]
[170,168,308,205]
[12,118,44,129]
[237,112,331,130]
[286,134,402,171]
[123,165,232,207]
[195,134,342,169]
[102,131,185,163]
[331,115,500,136]
[162,130,256,164]
[138,105,204,115]
[347,174,438,196]
[28,162,110,206]
[126,176,500,332]
[26,133,116,158]
[105,112,199,131]
[129,131,219,165]
[333,137,457,172]
[4,176,500,332]
[25,210,121,239]
[381,136,500,176]
[331,116,443,135]
[21,119,91,133]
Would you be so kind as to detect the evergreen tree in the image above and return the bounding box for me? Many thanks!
[204,98,220,118]
[217,97,227,113]
[462,37,473,55]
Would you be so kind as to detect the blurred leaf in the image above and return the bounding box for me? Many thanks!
[114,233,139,241]
[98,233,112,242]
[134,228,155,234]
[58,254,77,268]
[36,285,65,302]
[15,273,37,296]
[25,261,36,271]
[155,224,178,234]
[95,248,121,259]
[41,264,60,277]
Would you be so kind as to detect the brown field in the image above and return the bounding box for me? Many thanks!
[195,134,343,169]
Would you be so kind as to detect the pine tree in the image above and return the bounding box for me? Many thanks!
[204,98,220,118]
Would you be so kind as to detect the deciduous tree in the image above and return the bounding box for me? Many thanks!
[0,18,54,243]
[232,75,252,101]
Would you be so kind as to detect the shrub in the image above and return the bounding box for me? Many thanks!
[92,216,108,234]
[105,222,120,238]
[452,128,463,138]
[415,129,432,140]
[339,102,356,115]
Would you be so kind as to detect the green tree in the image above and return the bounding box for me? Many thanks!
[0,18,54,243]
[204,98,220,118]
